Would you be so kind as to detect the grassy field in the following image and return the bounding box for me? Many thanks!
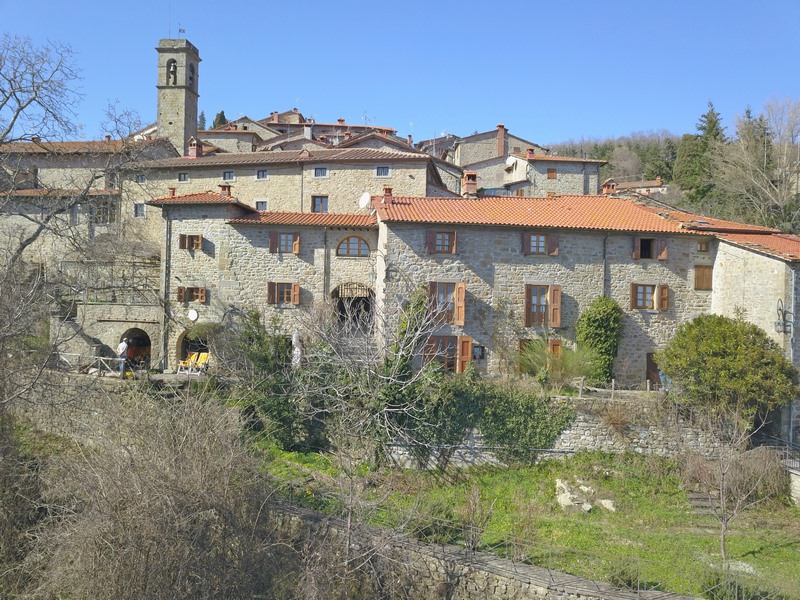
[263,447,800,598]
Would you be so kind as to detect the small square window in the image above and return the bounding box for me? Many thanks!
[178,172,189,182]
[134,174,146,184]
[639,238,655,259]
[279,233,295,253]
[256,169,268,180]
[698,240,710,252]
[634,284,656,309]
[133,203,146,218]
[314,167,328,178]
[312,196,328,213]
[528,234,546,255]
[222,170,235,181]
[376,166,391,177]
[255,200,268,211]
[547,168,557,179]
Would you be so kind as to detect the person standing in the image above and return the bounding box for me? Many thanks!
[117,337,129,376]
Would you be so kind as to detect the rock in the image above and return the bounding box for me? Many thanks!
[596,499,616,512]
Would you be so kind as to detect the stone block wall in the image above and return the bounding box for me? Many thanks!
[529,161,601,196]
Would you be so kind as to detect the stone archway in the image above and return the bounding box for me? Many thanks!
[332,283,374,333]
[177,329,210,363]
[120,327,152,369]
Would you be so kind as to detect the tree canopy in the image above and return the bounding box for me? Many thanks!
[212,110,228,129]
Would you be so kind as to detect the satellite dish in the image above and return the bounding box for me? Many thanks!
[187,309,198,322]
[505,156,516,166]
[358,191,371,209]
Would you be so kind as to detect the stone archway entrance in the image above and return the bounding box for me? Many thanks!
[177,330,210,362]
[332,283,374,333]
[120,328,152,369]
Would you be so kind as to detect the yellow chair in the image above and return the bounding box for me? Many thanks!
[177,352,199,374]
[187,352,210,376]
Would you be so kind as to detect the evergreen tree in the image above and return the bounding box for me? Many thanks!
[197,110,206,130]
[211,110,228,129]
[697,101,726,144]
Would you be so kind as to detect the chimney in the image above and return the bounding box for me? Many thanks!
[462,171,478,197]
[168,187,176,197]
[496,124,506,157]
[526,148,536,159]
[31,136,41,143]
[303,124,313,139]
[219,184,232,197]
[383,186,393,204]
[344,131,351,140]
[546,191,557,200]
[105,135,111,141]
[337,118,345,125]
[292,107,299,113]
[271,112,279,123]
[188,137,203,158]
[407,134,413,145]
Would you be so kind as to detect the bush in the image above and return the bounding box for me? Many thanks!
[517,337,595,392]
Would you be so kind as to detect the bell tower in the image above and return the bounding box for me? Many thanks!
[156,39,200,155]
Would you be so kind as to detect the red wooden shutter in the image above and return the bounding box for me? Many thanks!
[291,283,301,305]
[425,231,434,254]
[547,233,559,256]
[524,284,533,327]
[450,230,457,254]
[269,232,277,253]
[454,282,466,326]
[179,234,188,249]
[548,284,562,328]
[457,336,473,373]
[658,284,669,311]
[267,282,276,304]
[548,338,562,357]
[630,284,637,309]
[198,287,207,303]
[176,286,185,302]
[292,233,300,254]
[632,237,641,259]
[657,238,668,260]
[521,232,531,255]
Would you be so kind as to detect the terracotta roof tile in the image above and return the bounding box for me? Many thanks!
[139,148,427,168]
[146,190,255,211]
[514,153,607,164]
[228,212,376,227]
[716,233,800,262]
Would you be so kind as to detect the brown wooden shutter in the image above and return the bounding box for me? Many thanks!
[548,338,562,357]
[198,287,207,303]
[292,233,300,254]
[269,232,277,253]
[267,282,276,304]
[454,282,466,326]
[524,284,533,327]
[450,230,457,254]
[657,238,668,260]
[179,234,188,249]
[521,232,531,255]
[630,284,637,309]
[548,284,562,328]
[425,231,435,254]
[547,233,559,256]
[176,286,185,302]
[194,235,204,250]
[457,336,473,373]
[291,283,301,305]
[632,237,641,259]
[658,284,669,311]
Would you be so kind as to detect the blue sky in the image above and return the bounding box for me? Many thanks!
[2,0,799,145]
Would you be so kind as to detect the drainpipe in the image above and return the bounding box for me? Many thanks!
[162,211,172,370]
[602,234,610,297]
[323,227,330,297]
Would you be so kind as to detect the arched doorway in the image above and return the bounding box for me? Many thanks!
[120,328,152,370]
[332,283,374,333]
[177,330,210,362]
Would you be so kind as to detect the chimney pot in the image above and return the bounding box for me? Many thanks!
[337,118,345,124]
[32,136,41,143]
[462,171,478,197]
[168,187,176,197]
[496,124,506,157]
[219,184,232,197]
[526,148,536,159]
[105,135,111,141]
[407,134,413,145]
[383,186,393,202]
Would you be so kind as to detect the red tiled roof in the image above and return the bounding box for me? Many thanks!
[372,195,777,235]
[228,212,376,227]
[146,190,255,211]
[513,153,607,164]
[716,232,800,262]
[616,179,666,190]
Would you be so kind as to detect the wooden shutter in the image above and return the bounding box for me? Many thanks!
[454,282,466,326]
[524,284,533,327]
[547,233,559,256]
[657,238,668,260]
[695,265,712,290]
[630,284,637,309]
[198,287,207,303]
[521,232,531,255]
[193,235,204,250]
[548,284,562,328]
[292,233,300,254]
[269,232,277,253]
[267,282,276,305]
[425,231,435,254]
[658,284,669,311]
[291,283,301,305]
[632,237,641,259]
[179,234,188,249]
[176,286,185,302]
[457,336,473,374]
[548,338,562,357]
[450,230,457,254]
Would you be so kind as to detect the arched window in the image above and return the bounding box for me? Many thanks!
[337,236,369,257]
[188,64,195,87]
[166,59,178,85]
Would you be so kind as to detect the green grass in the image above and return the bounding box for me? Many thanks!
[264,448,800,597]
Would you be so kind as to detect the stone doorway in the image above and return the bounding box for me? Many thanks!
[120,328,152,369]
[332,283,374,334]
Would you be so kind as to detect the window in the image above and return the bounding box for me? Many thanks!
[428,281,466,325]
[376,166,391,177]
[515,188,525,197]
[314,167,328,178]
[93,200,116,225]
[178,172,189,182]
[256,169,269,180]
[694,265,713,291]
[630,283,669,311]
[426,230,457,254]
[698,240,710,252]
[524,284,562,327]
[133,203,146,218]
[134,174,146,184]
[106,173,119,190]
[179,234,204,250]
[267,282,300,305]
[222,170,235,181]
[176,286,207,304]
[547,168,557,179]
[632,237,668,260]
[312,196,329,213]
[255,200,268,211]
[337,236,369,257]
[423,335,473,373]
[522,232,558,256]
[269,232,300,254]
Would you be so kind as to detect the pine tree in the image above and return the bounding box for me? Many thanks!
[211,110,228,129]
[197,110,206,130]
[697,101,726,144]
